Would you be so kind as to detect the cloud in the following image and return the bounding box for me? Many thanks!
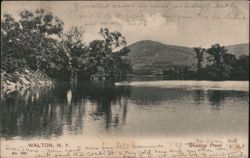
[111,13,179,45]
[78,13,179,45]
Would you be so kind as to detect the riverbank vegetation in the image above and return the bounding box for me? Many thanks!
[193,44,249,80]
[161,44,249,80]
[1,9,131,87]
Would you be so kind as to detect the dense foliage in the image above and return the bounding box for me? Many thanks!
[193,44,249,80]
[161,44,249,80]
[75,28,131,80]
[1,9,71,80]
[1,9,131,81]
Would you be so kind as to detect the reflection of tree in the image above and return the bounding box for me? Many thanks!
[207,90,225,108]
[0,87,65,138]
[193,90,205,105]
[0,81,131,138]
[207,90,249,109]
[76,81,130,129]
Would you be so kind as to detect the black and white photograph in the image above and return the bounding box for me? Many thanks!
[0,1,249,157]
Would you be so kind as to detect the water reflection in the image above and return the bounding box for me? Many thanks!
[193,90,205,105]
[67,90,72,105]
[0,81,131,138]
[207,90,225,110]
[0,81,249,138]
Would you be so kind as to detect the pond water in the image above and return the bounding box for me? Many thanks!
[0,79,249,139]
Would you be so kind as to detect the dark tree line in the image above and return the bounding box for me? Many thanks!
[194,44,249,80]
[162,44,248,80]
[1,9,131,81]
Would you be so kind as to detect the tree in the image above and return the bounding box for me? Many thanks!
[77,28,131,80]
[100,28,131,77]
[19,9,64,37]
[205,44,229,80]
[1,9,71,80]
[193,47,205,76]
[1,14,25,72]
[206,44,228,67]
[200,43,246,80]
[62,26,86,78]
[18,9,65,71]
[77,40,109,79]
[100,28,127,52]
[231,55,249,80]
[221,53,237,78]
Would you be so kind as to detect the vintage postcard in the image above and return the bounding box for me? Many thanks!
[0,1,249,158]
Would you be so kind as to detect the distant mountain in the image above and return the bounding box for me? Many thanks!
[127,40,196,74]
[225,43,249,57]
[127,40,249,75]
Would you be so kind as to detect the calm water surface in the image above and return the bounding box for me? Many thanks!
[0,79,249,139]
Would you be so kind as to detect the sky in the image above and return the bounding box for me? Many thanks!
[1,1,249,48]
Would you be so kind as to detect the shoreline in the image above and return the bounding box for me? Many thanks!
[1,69,55,94]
